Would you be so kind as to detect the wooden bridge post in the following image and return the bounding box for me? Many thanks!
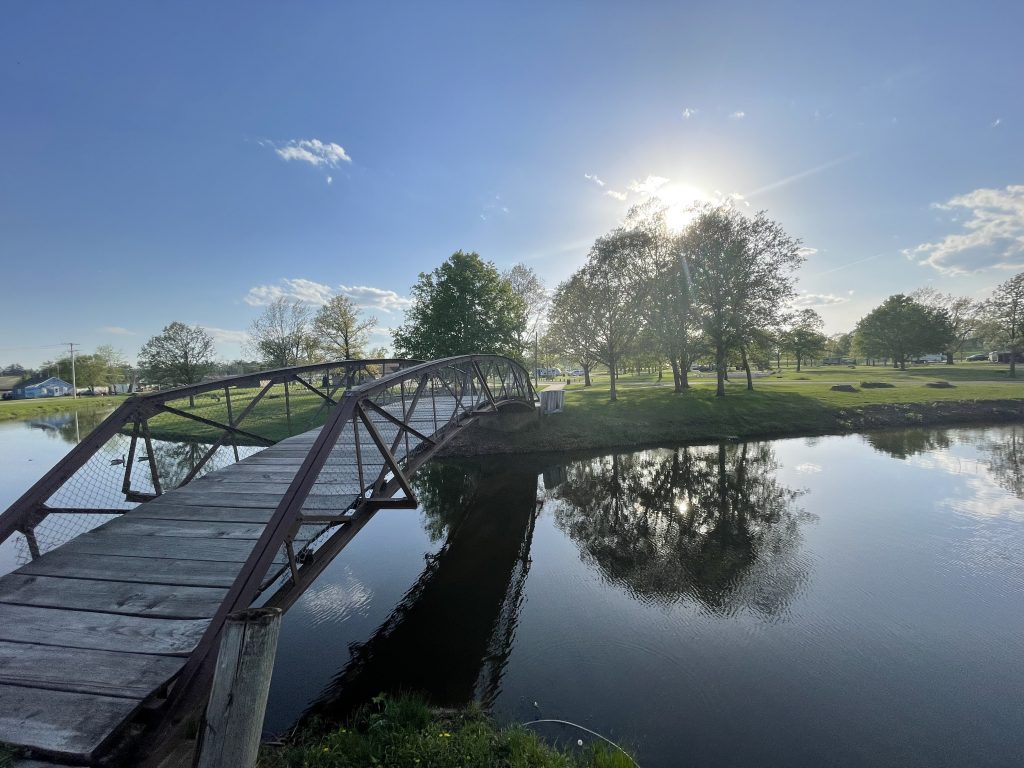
[195,607,282,768]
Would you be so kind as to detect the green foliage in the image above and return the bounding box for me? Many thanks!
[782,309,828,371]
[258,694,633,768]
[139,322,216,387]
[854,294,955,368]
[981,272,1024,377]
[393,251,527,360]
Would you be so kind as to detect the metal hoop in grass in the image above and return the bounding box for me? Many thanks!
[522,719,640,767]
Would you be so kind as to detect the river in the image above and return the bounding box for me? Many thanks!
[1,411,1023,767]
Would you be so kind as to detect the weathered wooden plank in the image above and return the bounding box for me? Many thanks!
[0,683,140,763]
[125,504,278,523]
[186,480,359,496]
[0,604,208,656]
[0,574,227,618]
[99,517,269,540]
[60,532,267,564]
[18,551,244,588]
[146,490,286,508]
[0,640,183,698]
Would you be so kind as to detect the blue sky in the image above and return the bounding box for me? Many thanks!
[3,0,1022,367]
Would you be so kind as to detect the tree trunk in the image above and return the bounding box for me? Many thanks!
[715,343,726,397]
[946,351,954,365]
[609,353,617,401]
[583,363,592,387]
[670,358,681,393]
[741,346,754,391]
[796,353,802,372]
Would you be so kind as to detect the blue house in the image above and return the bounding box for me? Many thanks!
[11,375,74,399]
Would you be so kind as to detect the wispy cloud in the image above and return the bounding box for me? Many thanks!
[584,173,606,188]
[605,190,628,201]
[745,154,855,197]
[100,326,133,335]
[628,175,670,196]
[338,285,413,313]
[682,107,698,119]
[904,184,1024,275]
[326,175,333,185]
[797,247,819,258]
[244,278,335,307]
[790,291,850,309]
[991,118,1002,128]
[730,110,746,119]
[271,138,352,167]
[201,326,250,345]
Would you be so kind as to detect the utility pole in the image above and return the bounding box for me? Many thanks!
[66,342,78,399]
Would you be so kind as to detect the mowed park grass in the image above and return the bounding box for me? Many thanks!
[519,361,1024,450]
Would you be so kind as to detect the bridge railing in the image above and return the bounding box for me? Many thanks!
[0,358,418,562]
[166,354,536,716]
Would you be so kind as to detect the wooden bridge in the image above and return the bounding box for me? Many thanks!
[0,355,536,766]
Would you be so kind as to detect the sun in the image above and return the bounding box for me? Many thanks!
[657,183,711,231]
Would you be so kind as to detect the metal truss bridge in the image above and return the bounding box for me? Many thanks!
[0,355,536,766]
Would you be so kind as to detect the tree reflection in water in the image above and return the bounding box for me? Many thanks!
[549,442,814,619]
[299,459,540,725]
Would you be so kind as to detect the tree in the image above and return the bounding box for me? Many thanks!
[854,294,955,369]
[911,287,980,363]
[503,263,549,362]
[782,309,828,371]
[571,226,650,401]
[981,272,1024,378]
[547,273,599,386]
[138,322,216,406]
[685,204,804,396]
[248,297,315,368]
[392,251,527,360]
[313,295,378,360]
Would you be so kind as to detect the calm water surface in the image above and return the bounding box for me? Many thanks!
[2,412,1023,767]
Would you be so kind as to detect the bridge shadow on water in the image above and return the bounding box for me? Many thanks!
[298,458,541,724]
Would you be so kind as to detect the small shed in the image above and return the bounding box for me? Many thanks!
[0,376,21,396]
[12,375,75,399]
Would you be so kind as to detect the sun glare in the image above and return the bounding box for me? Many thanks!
[657,183,711,231]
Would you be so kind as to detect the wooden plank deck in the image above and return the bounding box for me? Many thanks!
[0,427,363,765]
[0,393,473,764]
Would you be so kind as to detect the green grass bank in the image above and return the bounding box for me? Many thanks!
[450,362,1024,454]
[259,695,633,768]
[0,394,129,422]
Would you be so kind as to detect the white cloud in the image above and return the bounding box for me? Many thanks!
[682,107,698,119]
[244,278,335,307]
[628,175,670,196]
[790,291,850,309]
[326,175,333,185]
[584,173,606,187]
[992,118,1002,128]
[273,138,351,167]
[201,326,250,345]
[794,462,822,473]
[797,246,819,258]
[338,285,414,313]
[903,184,1024,274]
[100,326,133,335]
[605,189,628,201]
[730,111,746,119]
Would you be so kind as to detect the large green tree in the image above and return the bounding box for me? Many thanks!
[911,286,980,363]
[138,322,216,405]
[782,309,828,371]
[546,272,599,386]
[392,251,527,360]
[313,295,378,360]
[503,263,549,362]
[981,272,1024,378]
[685,205,803,396]
[854,294,955,369]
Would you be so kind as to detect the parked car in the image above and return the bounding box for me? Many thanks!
[569,369,584,376]
[965,353,989,362]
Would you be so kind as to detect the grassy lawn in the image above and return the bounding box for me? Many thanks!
[259,694,633,768]
[495,363,1024,453]
[0,394,129,422]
